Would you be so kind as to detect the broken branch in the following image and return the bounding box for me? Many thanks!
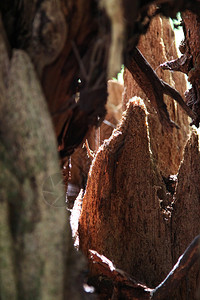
[125,47,197,129]
[159,53,192,74]
[161,80,196,120]
[89,250,151,299]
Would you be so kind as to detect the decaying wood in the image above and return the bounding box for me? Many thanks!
[79,93,200,299]
[89,250,151,300]
[160,10,200,127]
[89,235,200,300]
[79,99,173,289]
[42,1,109,157]
[67,80,123,208]
[1,2,200,299]
[125,47,197,129]
[123,15,190,177]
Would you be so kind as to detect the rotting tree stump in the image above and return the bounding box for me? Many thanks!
[79,98,172,287]
[79,98,200,299]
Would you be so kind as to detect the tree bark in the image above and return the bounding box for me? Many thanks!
[1,1,200,299]
[79,100,200,300]
[78,16,200,300]
[1,1,199,158]
[123,15,190,176]
[0,20,85,300]
[89,235,200,300]
[79,98,172,287]
[171,132,200,300]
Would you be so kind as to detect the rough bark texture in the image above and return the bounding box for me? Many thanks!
[123,16,190,176]
[78,18,200,298]
[78,102,200,300]
[0,25,85,300]
[89,236,200,300]
[182,11,200,124]
[1,1,200,299]
[0,0,108,158]
[171,132,200,300]
[79,98,172,288]
[42,0,108,158]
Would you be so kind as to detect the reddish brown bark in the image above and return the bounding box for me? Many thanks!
[79,99,172,287]
[78,102,200,300]
[1,2,200,300]
[42,1,97,132]
[171,132,200,299]
[123,16,190,176]
[78,16,200,300]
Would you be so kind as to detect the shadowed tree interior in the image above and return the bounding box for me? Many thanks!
[0,1,200,299]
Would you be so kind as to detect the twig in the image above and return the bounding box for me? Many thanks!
[84,139,95,159]
[162,80,196,120]
[159,53,192,74]
[103,119,116,129]
[71,38,106,88]
[71,40,88,80]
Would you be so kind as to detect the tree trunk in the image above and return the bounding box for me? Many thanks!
[171,132,200,299]
[0,19,85,300]
[79,98,172,285]
[78,16,200,299]
[1,1,200,299]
